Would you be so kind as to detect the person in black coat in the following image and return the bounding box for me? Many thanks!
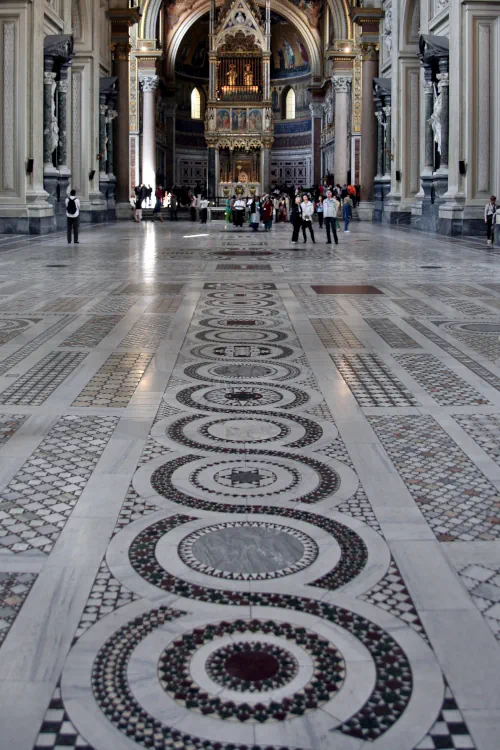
[290,196,303,244]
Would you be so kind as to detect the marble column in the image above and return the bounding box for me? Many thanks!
[437,59,449,173]
[106,109,118,176]
[99,100,108,177]
[261,147,271,193]
[375,110,384,177]
[359,44,379,205]
[262,53,271,100]
[207,147,216,197]
[164,102,177,189]
[111,42,131,204]
[309,103,323,186]
[140,75,159,189]
[383,104,392,177]
[56,70,70,170]
[43,69,58,170]
[422,66,435,175]
[209,54,217,100]
[331,75,352,186]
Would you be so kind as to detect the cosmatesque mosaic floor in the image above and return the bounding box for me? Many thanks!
[0,221,500,750]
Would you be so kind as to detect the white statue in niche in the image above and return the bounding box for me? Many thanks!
[264,107,272,130]
[430,82,443,154]
[50,79,59,153]
[234,11,246,24]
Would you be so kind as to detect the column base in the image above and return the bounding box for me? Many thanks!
[357,201,375,221]
[373,178,390,223]
[44,172,72,231]
[116,202,135,220]
[382,197,412,226]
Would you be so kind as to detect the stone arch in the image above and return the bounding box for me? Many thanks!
[140,0,163,41]
[164,0,324,81]
[326,0,351,41]
[402,0,420,47]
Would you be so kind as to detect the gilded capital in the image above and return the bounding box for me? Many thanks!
[111,42,131,62]
[360,43,378,62]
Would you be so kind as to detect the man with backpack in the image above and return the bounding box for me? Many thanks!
[485,196,497,246]
[66,189,80,244]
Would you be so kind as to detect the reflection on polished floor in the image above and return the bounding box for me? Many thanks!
[0,220,500,750]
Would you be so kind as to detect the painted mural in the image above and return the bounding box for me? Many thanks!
[270,15,311,80]
[216,109,231,129]
[248,109,262,131]
[232,109,247,131]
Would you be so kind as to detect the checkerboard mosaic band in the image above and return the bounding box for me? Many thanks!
[414,687,475,749]
[0,351,87,405]
[311,318,363,347]
[394,353,490,406]
[72,352,153,407]
[404,318,500,392]
[331,352,418,407]
[365,318,421,348]
[0,415,118,553]
[369,415,500,542]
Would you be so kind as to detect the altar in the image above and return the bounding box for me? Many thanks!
[204,0,274,197]
[219,181,261,198]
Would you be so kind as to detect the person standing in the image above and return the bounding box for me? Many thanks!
[170,192,178,221]
[199,196,209,224]
[66,189,80,243]
[153,192,164,222]
[233,196,245,227]
[343,195,353,233]
[290,196,303,244]
[485,196,497,246]
[133,193,143,222]
[316,196,324,228]
[146,184,153,206]
[323,190,339,245]
[140,183,147,207]
[301,195,315,243]
[190,193,197,221]
[262,196,273,231]
[273,195,280,222]
[250,197,260,231]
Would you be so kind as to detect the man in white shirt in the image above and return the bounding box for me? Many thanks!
[233,198,246,227]
[323,190,339,245]
[199,197,209,224]
[66,189,80,244]
[301,194,315,243]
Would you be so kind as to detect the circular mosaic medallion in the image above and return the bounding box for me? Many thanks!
[154,452,341,506]
[204,296,276,307]
[207,291,275,301]
[157,618,346,722]
[206,642,297,692]
[455,323,500,333]
[196,316,283,330]
[183,360,303,382]
[157,411,329,453]
[201,307,281,318]
[174,382,312,412]
[189,343,298,361]
[178,521,318,580]
[195,328,289,344]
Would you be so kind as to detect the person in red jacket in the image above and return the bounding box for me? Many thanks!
[347,183,356,207]
[262,196,273,231]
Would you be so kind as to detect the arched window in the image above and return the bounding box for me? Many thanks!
[191,88,201,119]
[285,88,296,120]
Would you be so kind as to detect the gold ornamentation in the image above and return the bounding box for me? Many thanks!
[219,30,261,53]
[111,42,131,61]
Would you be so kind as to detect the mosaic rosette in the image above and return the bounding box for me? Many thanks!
[167,382,321,413]
[187,342,300,361]
[158,619,345,722]
[194,328,289,344]
[151,410,337,453]
[180,359,307,383]
[200,306,283,318]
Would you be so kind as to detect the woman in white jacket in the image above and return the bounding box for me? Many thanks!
[301,195,315,243]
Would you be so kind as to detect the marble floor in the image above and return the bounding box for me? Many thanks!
[0,220,500,750]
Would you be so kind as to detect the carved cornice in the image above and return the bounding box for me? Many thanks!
[44,34,74,63]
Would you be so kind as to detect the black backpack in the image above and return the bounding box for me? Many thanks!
[67,197,77,216]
